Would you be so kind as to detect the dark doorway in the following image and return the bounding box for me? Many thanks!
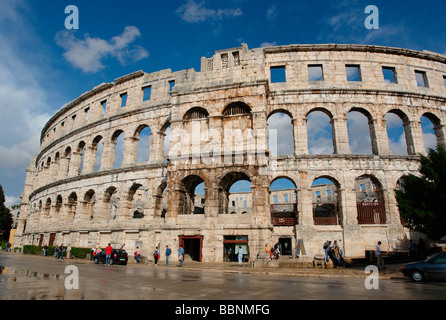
[179,235,203,262]
[279,237,292,256]
[223,235,249,262]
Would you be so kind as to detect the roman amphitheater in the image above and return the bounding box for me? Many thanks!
[14,43,446,263]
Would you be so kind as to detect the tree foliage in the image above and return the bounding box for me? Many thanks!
[395,146,446,240]
[0,185,13,240]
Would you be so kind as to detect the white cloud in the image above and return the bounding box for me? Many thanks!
[260,41,277,48]
[347,111,372,154]
[266,5,278,21]
[0,0,52,198]
[176,0,242,23]
[267,113,293,156]
[56,26,149,73]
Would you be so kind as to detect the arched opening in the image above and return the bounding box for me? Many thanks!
[312,177,340,225]
[222,101,251,116]
[112,130,125,169]
[269,177,297,226]
[77,141,86,174]
[355,175,386,224]
[267,111,294,156]
[179,175,206,215]
[307,109,334,154]
[67,192,77,220]
[55,195,62,218]
[64,147,72,176]
[136,125,151,163]
[128,183,146,218]
[420,114,439,153]
[155,182,167,218]
[83,189,96,220]
[163,123,171,162]
[184,107,209,121]
[219,172,251,215]
[347,109,373,154]
[385,110,409,155]
[44,198,51,216]
[104,186,118,219]
[93,136,103,172]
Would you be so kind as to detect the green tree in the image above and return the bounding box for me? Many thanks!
[0,185,13,240]
[395,146,446,240]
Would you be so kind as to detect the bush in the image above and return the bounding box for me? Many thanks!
[22,245,91,259]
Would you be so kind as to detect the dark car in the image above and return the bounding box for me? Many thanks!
[401,251,446,282]
[94,249,128,265]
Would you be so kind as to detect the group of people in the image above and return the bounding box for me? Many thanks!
[53,244,68,260]
[264,242,281,260]
[323,240,344,268]
[142,244,185,267]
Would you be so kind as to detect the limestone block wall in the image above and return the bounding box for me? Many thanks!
[14,43,446,261]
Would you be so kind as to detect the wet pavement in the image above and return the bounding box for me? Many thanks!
[1,251,445,301]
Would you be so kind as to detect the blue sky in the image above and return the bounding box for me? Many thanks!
[1,0,445,205]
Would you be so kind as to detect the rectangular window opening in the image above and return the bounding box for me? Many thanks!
[415,70,429,88]
[346,64,362,82]
[308,64,323,81]
[101,100,107,114]
[120,92,128,107]
[143,86,151,101]
[169,80,175,92]
[270,66,286,83]
[382,66,398,84]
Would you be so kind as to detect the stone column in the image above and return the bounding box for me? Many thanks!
[372,117,391,156]
[434,124,446,149]
[58,155,70,180]
[123,136,138,167]
[101,140,116,171]
[294,117,309,155]
[82,146,97,174]
[404,120,425,155]
[68,151,82,177]
[331,116,350,154]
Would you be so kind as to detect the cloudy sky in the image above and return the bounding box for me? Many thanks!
[0,0,445,206]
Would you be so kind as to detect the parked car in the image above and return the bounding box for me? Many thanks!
[401,252,446,282]
[94,249,128,265]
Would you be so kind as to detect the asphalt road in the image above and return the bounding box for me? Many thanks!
[1,252,445,302]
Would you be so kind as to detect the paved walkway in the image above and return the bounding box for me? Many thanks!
[141,260,405,280]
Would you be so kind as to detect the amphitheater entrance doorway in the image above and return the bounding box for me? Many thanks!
[278,237,292,256]
[179,235,203,262]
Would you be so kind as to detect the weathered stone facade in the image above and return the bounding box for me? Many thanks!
[14,43,446,262]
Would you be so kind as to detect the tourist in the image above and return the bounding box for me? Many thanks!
[153,247,160,266]
[376,241,385,270]
[135,247,141,263]
[54,245,59,259]
[90,247,95,260]
[105,243,113,265]
[178,245,185,267]
[43,244,48,256]
[59,244,65,260]
[328,246,342,268]
[323,240,331,262]
[238,246,244,267]
[273,242,280,259]
[165,245,171,266]
[264,243,272,260]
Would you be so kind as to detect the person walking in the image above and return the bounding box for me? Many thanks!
[238,246,244,267]
[135,247,141,263]
[59,244,65,260]
[178,245,185,267]
[323,240,331,262]
[54,245,59,259]
[376,241,385,270]
[105,243,113,265]
[43,245,48,257]
[165,245,171,266]
[153,247,160,266]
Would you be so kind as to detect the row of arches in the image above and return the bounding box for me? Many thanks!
[28,170,405,229]
[35,101,444,190]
